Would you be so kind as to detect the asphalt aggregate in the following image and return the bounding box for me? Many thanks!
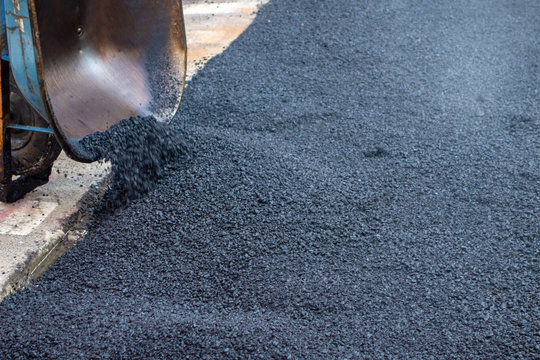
[79,116,189,208]
[1,0,539,358]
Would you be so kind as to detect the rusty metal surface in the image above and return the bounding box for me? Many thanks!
[31,0,187,160]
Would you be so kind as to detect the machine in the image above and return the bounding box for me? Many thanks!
[0,0,187,202]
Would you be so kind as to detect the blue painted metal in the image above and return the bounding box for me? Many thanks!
[2,0,53,136]
[2,0,50,122]
[6,124,54,133]
[0,0,8,61]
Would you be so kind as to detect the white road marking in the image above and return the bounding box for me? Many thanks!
[0,201,58,236]
[183,2,261,15]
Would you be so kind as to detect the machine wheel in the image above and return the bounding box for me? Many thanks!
[9,78,62,176]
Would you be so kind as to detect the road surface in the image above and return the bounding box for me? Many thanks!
[0,0,538,358]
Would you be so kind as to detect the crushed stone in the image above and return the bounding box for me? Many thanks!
[79,116,189,208]
[0,0,538,358]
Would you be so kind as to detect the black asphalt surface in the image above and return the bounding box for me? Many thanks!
[1,0,539,358]
[80,116,189,209]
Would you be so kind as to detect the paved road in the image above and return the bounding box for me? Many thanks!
[1,0,538,358]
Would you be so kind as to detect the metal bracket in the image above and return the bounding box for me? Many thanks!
[6,124,54,133]
[0,59,51,203]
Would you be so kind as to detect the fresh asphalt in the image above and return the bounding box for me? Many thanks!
[1,0,538,358]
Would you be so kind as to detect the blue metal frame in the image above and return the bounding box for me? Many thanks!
[1,0,8,61]
[3,0,50,121]
[6,124,53,133]
[1,0,53,134]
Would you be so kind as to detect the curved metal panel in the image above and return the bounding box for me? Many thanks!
[5,0,187,161]
[33,0,187,161]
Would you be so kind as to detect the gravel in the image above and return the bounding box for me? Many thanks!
[79,116,189,208]
[0,0,539,358]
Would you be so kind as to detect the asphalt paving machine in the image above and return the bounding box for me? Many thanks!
[0,0,187,202]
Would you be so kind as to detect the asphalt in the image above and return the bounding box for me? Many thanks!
[79,116,189,209]
[0,0,539,358]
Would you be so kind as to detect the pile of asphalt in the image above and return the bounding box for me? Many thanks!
[79,116,189,208]
[1,0,538,358]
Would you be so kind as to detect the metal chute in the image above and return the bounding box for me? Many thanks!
[4,0,187,161]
